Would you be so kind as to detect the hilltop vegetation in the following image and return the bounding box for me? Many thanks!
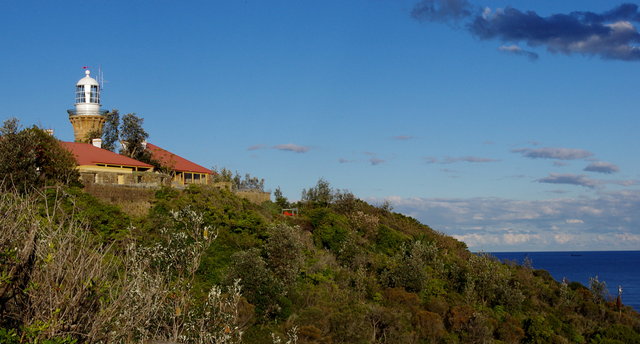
[1,180,640,344]
[1,125,640,343]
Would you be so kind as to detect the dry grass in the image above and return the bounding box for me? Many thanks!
[0,188,247,343]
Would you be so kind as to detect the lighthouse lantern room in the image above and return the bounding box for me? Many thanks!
[68,69,107,143]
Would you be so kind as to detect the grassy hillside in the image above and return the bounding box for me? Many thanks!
[1,182,639,344]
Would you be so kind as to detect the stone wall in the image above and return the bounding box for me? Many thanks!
[211,181,233,190]
[234,190,271,204]
[80,171,170,187]
[82,179,270,216]
[83,184,155,217]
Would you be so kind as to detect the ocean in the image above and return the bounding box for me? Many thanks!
[490,251,640,312]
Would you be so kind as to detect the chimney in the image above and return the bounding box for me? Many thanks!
[142,140,147,149]
[92,138,102,148]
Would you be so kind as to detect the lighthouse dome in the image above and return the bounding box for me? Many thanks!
[76,70,99,86]
[74,69,101,107]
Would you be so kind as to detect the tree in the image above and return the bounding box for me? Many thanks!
[119,113,150,162]
[84,128,103,142]
[100,112,169,171]
[101,109,120,152]
[274,187,289,208]
[227,249,283,318]
[301,178,333,205]
[263,224,304,286]
[589,275,609,303]
[0,118,79,192]
[235,173,265,191]
[211,166,234,183]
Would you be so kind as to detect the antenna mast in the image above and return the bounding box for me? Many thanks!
[97,65,104,91]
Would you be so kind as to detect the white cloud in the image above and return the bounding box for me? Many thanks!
[249,143,311,153]
[424,156,439,164]
[554,233,574,244]
[537,173,597,188]
[614,233,640,242]
[424,156,499,164]
[584,161,620,174]
[603,179,639,187]
[512,147,593,160]
[369,158,385,165]
[273,143,310,153]
[392,135,414,140]
[498,44,539,60]
[247,144,267,151]
[503,233,539,244]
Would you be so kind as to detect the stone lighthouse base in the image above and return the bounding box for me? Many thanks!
[69,114,106,143]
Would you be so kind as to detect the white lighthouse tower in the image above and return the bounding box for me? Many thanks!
[67,69,106,142]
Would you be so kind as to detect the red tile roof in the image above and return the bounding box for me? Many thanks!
[61,142,153,168]
[146,143,212,174]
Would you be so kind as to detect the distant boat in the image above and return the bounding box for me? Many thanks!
[570,253,582,257]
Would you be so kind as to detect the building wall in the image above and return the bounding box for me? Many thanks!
[78,165,270,205]
[78,168,169,187]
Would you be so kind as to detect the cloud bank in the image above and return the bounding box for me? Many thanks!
[373,189,640,251]
[412,1,640,61]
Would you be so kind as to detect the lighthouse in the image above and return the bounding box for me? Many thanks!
[67,69,107,142]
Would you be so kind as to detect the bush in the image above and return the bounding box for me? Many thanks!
[307,208,350,252]
[593,324,640,344]
[375,225,408,255]
[0,119,79,193]
[0,189,246,343]
[264,224,305,286]
[415,310,446,340]
[523,316,553,344]
[227,248,284,318]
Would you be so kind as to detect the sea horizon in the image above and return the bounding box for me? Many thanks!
[485,249,640,253]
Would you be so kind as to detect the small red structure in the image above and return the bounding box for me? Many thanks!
[281,208,298,216]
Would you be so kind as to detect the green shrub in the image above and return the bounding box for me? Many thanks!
[306,208,350,251]
[375,224,408,255]
[592,324,640,344]
[523,316,553,343]
[0,328,19,344]
[0,120,80,193]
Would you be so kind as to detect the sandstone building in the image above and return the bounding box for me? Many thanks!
[61,68,268,202]
[63,69,214,188]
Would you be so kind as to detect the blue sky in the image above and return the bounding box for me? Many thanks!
[1,0,639,251]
